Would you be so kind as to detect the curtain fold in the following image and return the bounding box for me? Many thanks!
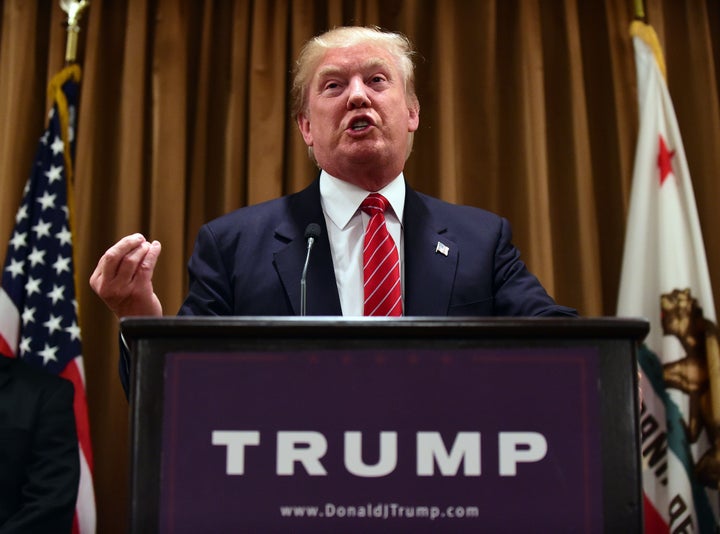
[1,1,718,531]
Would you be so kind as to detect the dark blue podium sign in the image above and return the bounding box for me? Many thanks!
[121,317,648,533]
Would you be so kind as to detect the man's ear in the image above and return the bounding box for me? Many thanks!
[297,113,313,146]
[407,101,420,132]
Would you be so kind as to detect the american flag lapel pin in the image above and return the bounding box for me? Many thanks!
[435,241,449,256]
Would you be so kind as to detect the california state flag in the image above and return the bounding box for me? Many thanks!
[617,21,720,533]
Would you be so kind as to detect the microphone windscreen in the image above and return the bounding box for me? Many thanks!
[304,223,321,240]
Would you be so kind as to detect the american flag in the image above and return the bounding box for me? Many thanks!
[0,65,96,533]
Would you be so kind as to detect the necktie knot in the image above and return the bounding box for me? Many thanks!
[361,193,389,216]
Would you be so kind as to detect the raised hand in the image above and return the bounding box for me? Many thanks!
[89,233,163,319]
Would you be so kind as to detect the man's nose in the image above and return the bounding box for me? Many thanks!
[347,78,370,108]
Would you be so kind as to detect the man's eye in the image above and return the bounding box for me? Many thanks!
[370,76,387,84]
[324,82,340,90]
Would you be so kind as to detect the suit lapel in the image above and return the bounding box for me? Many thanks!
[403,186,458,315]
[273,180,342,316]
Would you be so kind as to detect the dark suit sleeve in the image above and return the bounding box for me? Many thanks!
[178,224,235,316]
[492,218,577,317]
[0,377,79,533]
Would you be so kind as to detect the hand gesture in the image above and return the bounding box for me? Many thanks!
[89,233,163,319]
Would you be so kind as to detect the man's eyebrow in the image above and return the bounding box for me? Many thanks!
[316,58,393,80]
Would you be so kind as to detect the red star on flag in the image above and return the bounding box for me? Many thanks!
[657,134,675,185]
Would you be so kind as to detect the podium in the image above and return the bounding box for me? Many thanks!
[121,316,648,533]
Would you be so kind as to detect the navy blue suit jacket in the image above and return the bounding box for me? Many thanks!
[119,179,576,393]
[179,179,575,317]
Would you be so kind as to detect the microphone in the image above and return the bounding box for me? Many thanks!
[300,223,321,316]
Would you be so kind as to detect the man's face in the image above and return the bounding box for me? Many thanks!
[297,43,420,187]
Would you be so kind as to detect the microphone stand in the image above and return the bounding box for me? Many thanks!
[300,224,321,316]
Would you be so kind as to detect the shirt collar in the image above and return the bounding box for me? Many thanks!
[319,170,406,230]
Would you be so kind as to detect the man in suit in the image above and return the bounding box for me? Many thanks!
[90,27,576,390]
[0,355,79,532]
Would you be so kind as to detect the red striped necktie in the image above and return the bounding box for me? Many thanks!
[361,193,402,316]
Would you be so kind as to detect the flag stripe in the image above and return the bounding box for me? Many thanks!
[643,496,669,534]
[60,359,94,467]
[0,287,19,354]
[76,442,97,533]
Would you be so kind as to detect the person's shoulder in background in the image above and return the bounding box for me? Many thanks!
[0,355,79,533]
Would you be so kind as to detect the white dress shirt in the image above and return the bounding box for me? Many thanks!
[319,170,405,316]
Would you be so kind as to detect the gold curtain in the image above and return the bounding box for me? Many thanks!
[1,0,719,530]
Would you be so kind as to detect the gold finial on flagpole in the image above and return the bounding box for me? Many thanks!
[633,0,646,21]
[60,0,90,64]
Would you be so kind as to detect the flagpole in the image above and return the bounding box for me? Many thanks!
[60,0,90,65]
[57,4,97,531]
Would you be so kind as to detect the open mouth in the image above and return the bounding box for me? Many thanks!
[348,117,373,132]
